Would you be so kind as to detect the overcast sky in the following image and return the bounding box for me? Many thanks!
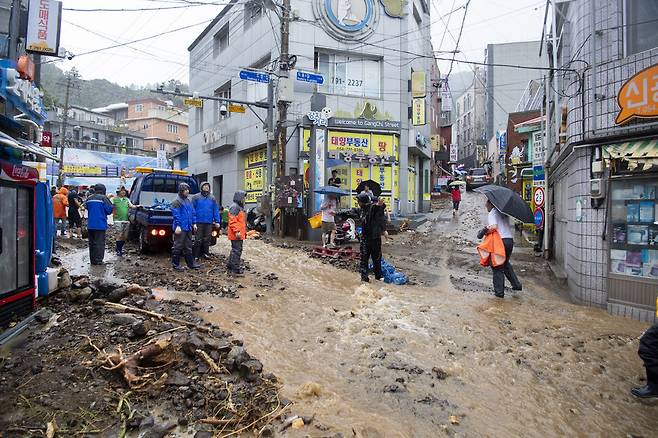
[54,0,547,87]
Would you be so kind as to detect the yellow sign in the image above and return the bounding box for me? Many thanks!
[423,192,431,201]
[411,71,426,98]
[245,191,261,204]
[351,166,370,190]
[616,64,658,125]
[412,98,426,126]
[328,131,371,154]
[244,166,264,191]
[63,165,102,175]
[184,98,203,108]
[245,148,267,167]
[372,165,392,191]
[371,134,396,159]
[378,195,393,209]
[408,170,416,202]
[393,165,399,199]
[302,129,310,152]
[229,104,246,113]
[331,165,350,190]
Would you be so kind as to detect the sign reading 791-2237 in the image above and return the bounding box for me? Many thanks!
[615,64,658,125]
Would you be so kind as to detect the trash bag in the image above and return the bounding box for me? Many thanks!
[368,258,408,285]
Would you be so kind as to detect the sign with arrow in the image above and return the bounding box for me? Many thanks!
[239,70,269,83]
[296,70,324,85]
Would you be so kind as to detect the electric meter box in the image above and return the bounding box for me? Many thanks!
[590,178,606,199]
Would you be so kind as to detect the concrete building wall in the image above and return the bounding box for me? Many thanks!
[485,41,548,143]
[188,0,433,210]
[548,0,658,322]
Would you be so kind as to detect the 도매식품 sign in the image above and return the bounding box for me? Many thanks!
[26,0,62,55]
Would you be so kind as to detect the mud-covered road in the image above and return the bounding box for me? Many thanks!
[48,192,658,436]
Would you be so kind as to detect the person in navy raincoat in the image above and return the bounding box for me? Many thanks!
[84,183,114,265]
[192,181,220,260]
[171,182,200,271]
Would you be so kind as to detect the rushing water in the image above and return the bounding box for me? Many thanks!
[69,193,658,436]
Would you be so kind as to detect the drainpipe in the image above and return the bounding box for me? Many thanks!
[590,0,597,134]
[551,2,560,151]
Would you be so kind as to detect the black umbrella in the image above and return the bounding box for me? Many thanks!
[355,179,382,197]
[474,185,534,223]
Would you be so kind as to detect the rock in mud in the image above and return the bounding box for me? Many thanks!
[72,277,90,289]
[383,384,402,393]
[239,358,263,381]
[110,313,141,326]
[432,367,449,380]
[58,271,72,289]
[227,346,251,370]
[94,278,122,295]
[67,287,92,302]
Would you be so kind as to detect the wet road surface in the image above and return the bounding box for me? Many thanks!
[60,192,658,436]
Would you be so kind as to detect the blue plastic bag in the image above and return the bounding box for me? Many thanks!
[368,257,408,285]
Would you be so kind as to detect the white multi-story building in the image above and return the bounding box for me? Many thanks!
[187,0,434,214]
[452,67,486,169]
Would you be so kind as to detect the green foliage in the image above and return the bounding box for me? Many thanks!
[40,64,189,109]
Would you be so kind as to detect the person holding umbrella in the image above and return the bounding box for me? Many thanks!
[475,185,530,298]
[320,193,338,248]
[449,181,465,215]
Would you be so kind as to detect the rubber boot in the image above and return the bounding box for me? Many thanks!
[185,254,201,270]
[632,370,658,398]
[116,240,124,257]
[172,254,184,271]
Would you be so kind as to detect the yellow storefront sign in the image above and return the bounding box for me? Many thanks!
[411,71,426,98]
[245,191,261,204]
[372,165,392,191]
[328,131,371,154]
[371,134,396,159]
[393,165,399,199]
[229,104,246,113]
[244,166,264,191]
[245,148,267,168]
[351,166,370,190]
[63,165,102,175]
[302,129,310,152]
[412,98,426,126]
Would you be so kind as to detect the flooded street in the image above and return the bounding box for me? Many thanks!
[128,192,657,436]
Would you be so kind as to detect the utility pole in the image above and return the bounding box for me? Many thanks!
[266,78,275,235]
[276,0,291,177]
[57,69,78,187]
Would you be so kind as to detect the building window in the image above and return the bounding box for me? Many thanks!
[244,0,263,30]
[609,178,658,279]
[316,51,381,98]
[195,107,204,133]
[135,104,143,112]
[626,1,658,55]
[214,81,231,122]
[167,124,179,134]
[143,123,149,130]
[159,143,166,151]
[213,24,229,58]
[246,56,270,102]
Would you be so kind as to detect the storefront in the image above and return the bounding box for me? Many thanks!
[604,139,658,313]
[300,115,401,213]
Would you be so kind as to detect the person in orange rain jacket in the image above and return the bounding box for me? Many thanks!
[477,199,523,298]
[227,190,247,275]
[52,187,69,237]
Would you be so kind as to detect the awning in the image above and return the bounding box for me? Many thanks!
[0,130,59,161]
[604,139,658,171]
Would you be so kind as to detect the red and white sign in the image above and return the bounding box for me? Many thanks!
[533,187,545,208]
[41,130,52,148]
[26,0,63,56]
[1,160,40,183]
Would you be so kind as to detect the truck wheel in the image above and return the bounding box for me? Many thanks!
[139,230,150,254]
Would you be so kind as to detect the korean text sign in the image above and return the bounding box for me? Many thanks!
[26,0,62,55]
[615,64,658,125]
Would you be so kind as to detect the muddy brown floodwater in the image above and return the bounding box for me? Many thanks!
[68,192,658,436]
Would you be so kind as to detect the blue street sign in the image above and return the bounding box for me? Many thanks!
[296,70,325,85]
[534,208,545,228]
[239,70,269,83]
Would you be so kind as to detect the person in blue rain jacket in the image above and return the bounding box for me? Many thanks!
[171,182,200,271]
[192,181,220,260]
[84,183,114,265]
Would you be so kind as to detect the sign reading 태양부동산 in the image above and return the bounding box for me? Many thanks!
[26,0,62,55]
[615,64,658,125]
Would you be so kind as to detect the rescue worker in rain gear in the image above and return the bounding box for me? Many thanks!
[84,183,114,265]
[227,191,247,275]
[632,323,658,399]
[356,192,386,282]
[171,182,200,271]
[52,187,69,237]
[67,188,83,238]
[192,181,220,260]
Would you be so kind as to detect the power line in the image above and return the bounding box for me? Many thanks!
[446,0,470,80]
[63,3,225,12]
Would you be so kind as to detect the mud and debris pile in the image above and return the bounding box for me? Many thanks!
[0,276,285,437]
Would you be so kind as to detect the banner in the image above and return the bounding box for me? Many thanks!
[372,165,392,191]
[245,148,267,167]
[328,131,370,154]
[371,134,396,159]
[26,0,62,55]
[244,166,264,191]
[412,98,426,126]
[351,166,370,190]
